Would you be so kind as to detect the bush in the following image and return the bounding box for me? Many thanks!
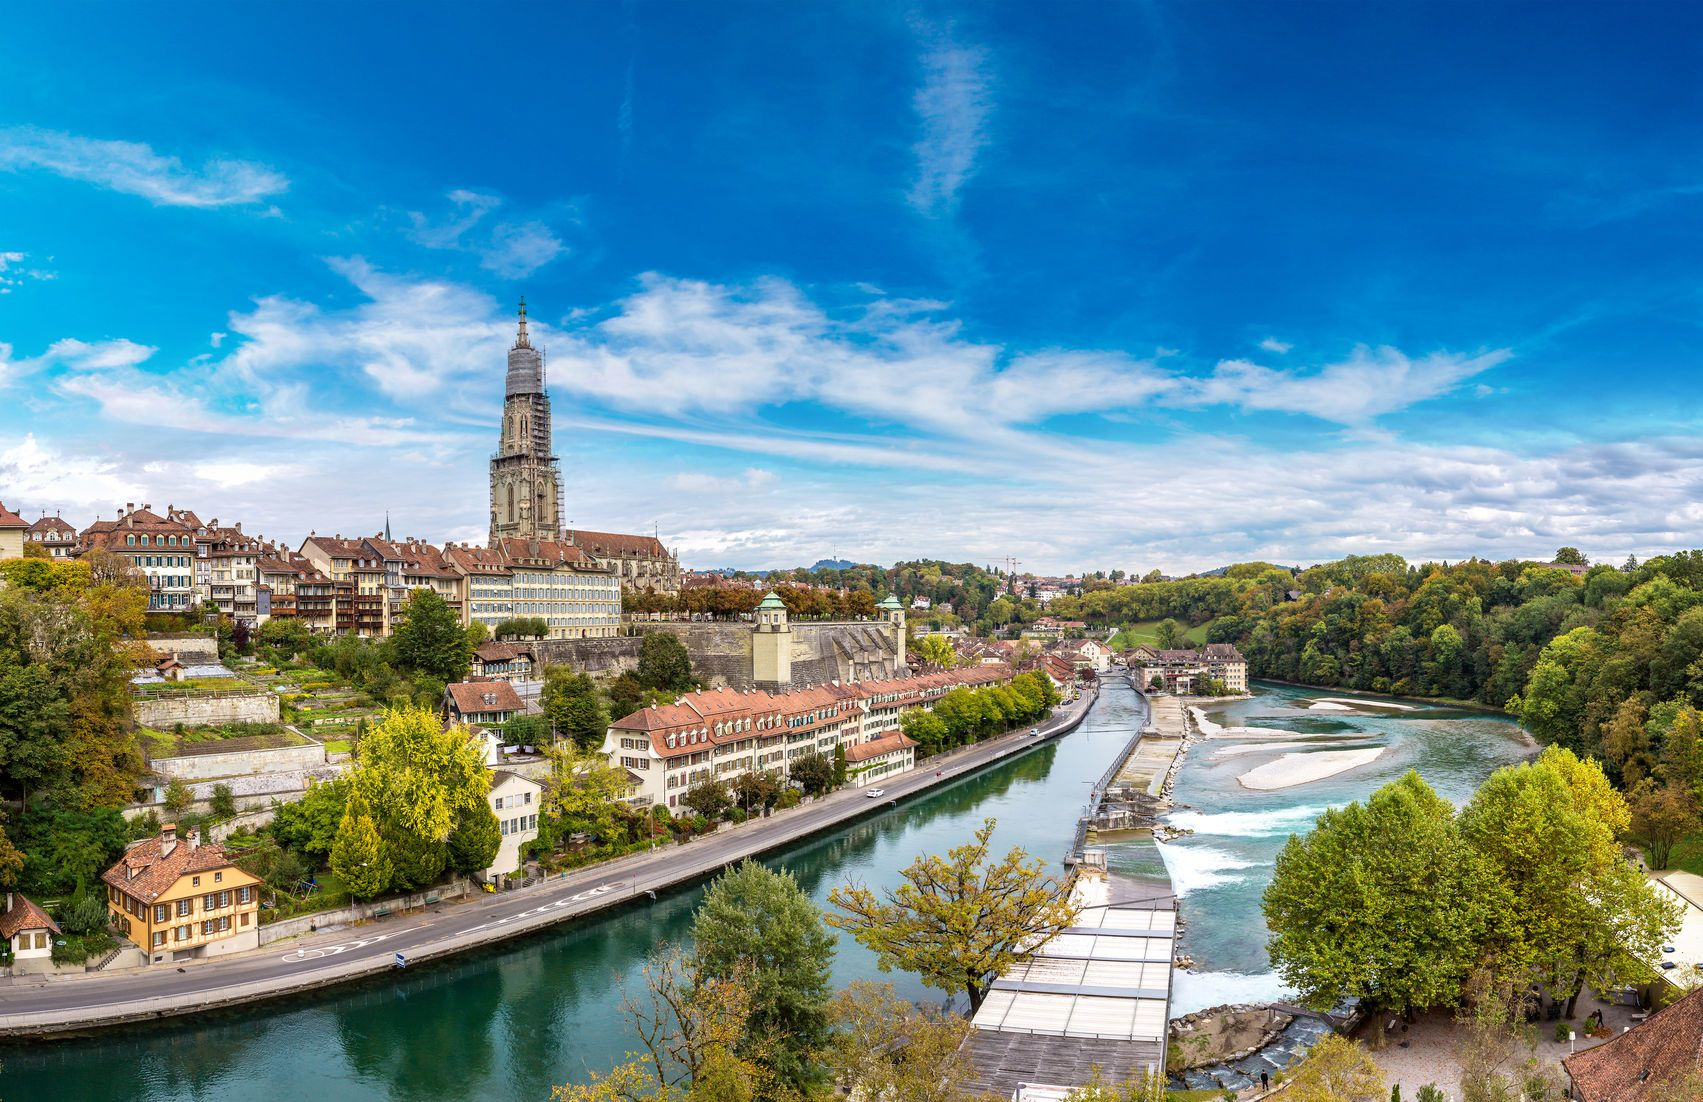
[210,784,237,820]
[1554,1019,1573,1044]
[162,780,193,815]
[56,889,112,936]
[51,930,117,965]
[730,807,748,824]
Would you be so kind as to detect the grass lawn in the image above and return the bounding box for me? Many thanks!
[1646,833,1703,877]
[323,739,352,754]
[135,676,255,696]
[1109,618,1215,651]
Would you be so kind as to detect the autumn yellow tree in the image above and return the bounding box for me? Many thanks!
[345,706,490,890]
[827,818,1077,1012]
[1285,1034,1384,1102]
[827,982,997,1102]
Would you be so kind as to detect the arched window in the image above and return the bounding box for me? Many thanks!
[507,483,515,521]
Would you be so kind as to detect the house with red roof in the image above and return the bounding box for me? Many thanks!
[1563,985,1703,1101]
[0,500,29,560]
[102,823,262,964]
[602,664,1013,809]
[2,891,61,972]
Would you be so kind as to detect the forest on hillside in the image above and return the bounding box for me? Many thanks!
[1050,551,1703,799]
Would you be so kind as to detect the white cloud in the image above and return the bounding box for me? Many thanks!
[406,190,567,278]
[0,250,57,295]
[907,30,992,216]
[1182,345,1511,424]
[1259,337,1292,354]
[547,274,1503,432]
[0,127,287,207]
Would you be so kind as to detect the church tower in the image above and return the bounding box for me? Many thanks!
[489,299,563,544]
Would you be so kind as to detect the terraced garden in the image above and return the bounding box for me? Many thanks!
[139,721,313,760]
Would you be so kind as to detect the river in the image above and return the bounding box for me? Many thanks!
[1111,680,1532,1016]
[1,681,1151,1102]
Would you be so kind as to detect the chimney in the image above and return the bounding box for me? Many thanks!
[125,502,134,515]
[4,890,11,915]
[187,827,200,851]
[161,822,178,857]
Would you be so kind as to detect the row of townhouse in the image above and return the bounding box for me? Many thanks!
[255,534,623,640]
[4,500,640,642]
[601,664,1016,809]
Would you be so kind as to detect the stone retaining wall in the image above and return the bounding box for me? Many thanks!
[257,879,475,945]
[149,737,324,781]
[145,635,220,661]
[134,691,280,729]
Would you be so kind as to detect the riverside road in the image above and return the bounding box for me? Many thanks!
[0,687,1098,1038]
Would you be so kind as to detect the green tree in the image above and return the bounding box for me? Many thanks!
[1154,618,1184,649]
[269,777,349,864]
[833,743,847,787]
[541,739,633,842]
[1264,772,1500,1014]
[731,770,782,814]
[1459,747,1681,1014]
[391,588,475,684]
[347,706,491,891]
[541,668,609,750]
[787,751,836,798]
[692,861,836,1093]
[900,709,950,756]
[0,663,70,811]
[682,778,732,820]
[638,633,695,694]
[332,790,392,900]
[162,779,193,816]
[447,801,502,876]
[1553,547,1588,566]
[827,818,1077,1012]
[913,634,957,669]
[209,783,237,820]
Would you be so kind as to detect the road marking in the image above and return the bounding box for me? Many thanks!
[459,882,623,936]
[280,933,391,964]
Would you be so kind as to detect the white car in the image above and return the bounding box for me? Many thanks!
[866,788,886,798]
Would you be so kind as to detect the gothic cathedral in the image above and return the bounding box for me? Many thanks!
[489,299,563,543]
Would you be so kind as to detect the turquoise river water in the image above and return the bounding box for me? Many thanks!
[0,679,1524,1100]
[1126,681,1532,1016]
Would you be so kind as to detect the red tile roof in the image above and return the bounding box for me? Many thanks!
[0,501,26,528]
[565,528,672,559]
[0,893,60,937]
[844,732,918,763]
[101,831,245,905]
[1564,986,1703,1101]
[609,665,1013,758]
[447,680,524,716]
[26,514,75,537]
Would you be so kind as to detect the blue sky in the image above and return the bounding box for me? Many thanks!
[3,3,1701,573]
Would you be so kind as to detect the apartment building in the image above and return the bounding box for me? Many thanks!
[603,664,1014,809]
[24,513,78,558]
[79,505,197,611]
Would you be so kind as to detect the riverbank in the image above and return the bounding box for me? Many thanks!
[0,689,1100,1040]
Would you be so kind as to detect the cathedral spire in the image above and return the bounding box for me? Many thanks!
[514,297,531,349]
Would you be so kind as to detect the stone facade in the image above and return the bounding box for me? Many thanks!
[489,300,563,544]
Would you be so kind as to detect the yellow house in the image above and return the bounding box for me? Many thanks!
[0,501,25,561]
[102,823,262,964]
